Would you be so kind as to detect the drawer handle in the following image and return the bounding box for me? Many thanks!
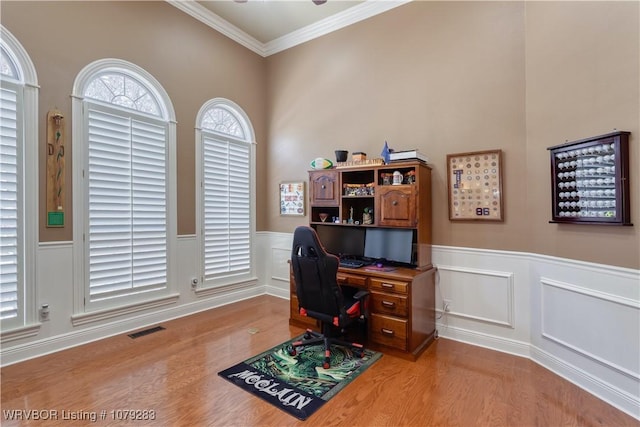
[381,328,395,336]
[392,201,398,206]
[321,184,326,189]
[381,300,396,309]
[381,283,394,289]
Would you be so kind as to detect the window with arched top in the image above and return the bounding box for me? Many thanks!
[72,59,177,318]
[0,26,38,335]
[84,72,162,117]
[200,105,246,139]
[196,99,256,289]
[1,46,20,79]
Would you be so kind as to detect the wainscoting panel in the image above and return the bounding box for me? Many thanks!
[258,232,292,299]
[437,265,514,328]
[433,246,531,353]
[530,255,640,417]
[1,236,262,366]
[430,244,639,420]
[4,233,639,420]
[541,277,640,380]
[271,248,290,283]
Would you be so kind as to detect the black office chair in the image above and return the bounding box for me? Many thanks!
[289,226,369,369]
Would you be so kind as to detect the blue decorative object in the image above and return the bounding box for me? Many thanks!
[381,141,390,164]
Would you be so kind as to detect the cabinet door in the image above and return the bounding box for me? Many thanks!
[377,186,416,227]
[310,170,339,206]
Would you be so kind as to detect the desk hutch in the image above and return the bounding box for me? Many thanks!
[289,160,436,360]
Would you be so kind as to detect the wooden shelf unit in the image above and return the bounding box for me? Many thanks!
[291,160,435,360]
[308,160,432,270]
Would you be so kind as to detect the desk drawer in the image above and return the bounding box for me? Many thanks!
[369,278,409,295]
[370,313,407,351]
[371,291,408,317]
[337,272,368,288]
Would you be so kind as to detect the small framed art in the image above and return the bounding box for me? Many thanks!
[280,182,305,216]
[447,149,504,221]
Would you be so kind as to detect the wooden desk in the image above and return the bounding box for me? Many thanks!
[289,265,437,361]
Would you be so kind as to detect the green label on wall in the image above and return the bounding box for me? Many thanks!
[47,212,64,227]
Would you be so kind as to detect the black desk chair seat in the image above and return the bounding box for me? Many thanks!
[289,226,369,369]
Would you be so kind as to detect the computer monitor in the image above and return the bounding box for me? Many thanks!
[364,228,414,266]
[314,226,365,258]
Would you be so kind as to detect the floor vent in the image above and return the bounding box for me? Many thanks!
[128,326,165,339]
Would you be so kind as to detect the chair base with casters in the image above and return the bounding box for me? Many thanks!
[287,288,369,369]
[287,327,366,369]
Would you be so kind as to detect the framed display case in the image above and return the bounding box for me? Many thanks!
[446,149,504,221]
[548,131,631,225]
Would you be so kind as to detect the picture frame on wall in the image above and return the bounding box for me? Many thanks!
[446,149,504,222]
[280,182,305,216]
[547,131,631,225]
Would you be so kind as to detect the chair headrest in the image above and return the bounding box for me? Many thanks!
[291,226,326,258]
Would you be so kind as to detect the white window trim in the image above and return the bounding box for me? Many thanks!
[195,98,257,292]
[71,59,178,324]
[0,26,39,340]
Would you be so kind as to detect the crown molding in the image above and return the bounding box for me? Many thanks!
[167,0,265,55]
[167,0,412,57]
[264,0,411,56]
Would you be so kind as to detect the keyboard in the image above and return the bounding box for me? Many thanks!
[339,259,365,269]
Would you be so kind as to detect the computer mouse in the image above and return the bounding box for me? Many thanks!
[376,262,383,268]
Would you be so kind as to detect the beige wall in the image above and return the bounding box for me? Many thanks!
[524,1,640,268]
[4,1,639,268]
[266,1,639,269]
[2,1,268,238]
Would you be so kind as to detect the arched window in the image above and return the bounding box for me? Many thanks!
[72,59,177,318]
[196,99,255,289]
[0,26,38,335]
[83,72,162,117]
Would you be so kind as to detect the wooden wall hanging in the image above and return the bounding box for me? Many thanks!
[46,109,65,227]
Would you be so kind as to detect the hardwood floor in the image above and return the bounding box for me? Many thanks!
[1,295,637,426]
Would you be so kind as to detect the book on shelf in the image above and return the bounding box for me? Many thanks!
[388,149,429,163]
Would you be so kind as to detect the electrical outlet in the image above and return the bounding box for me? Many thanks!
[40,304,50,321]
[443,299,452,312]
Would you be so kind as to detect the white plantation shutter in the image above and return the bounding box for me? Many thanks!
[203,136,250,278]
[0,82,22,323]
[87,106,167,301]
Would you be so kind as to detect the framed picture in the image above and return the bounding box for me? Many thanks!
[547,131,630,225]
[447,149,504,221]
[280,182,305,216]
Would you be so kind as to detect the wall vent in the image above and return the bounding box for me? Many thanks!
[128,326,165,339]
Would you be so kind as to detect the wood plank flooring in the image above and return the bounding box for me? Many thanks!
[1,295,637,426]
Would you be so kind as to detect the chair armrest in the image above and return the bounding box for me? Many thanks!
[353,290,369,300]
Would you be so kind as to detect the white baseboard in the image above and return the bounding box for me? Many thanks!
[436,323,531,358]
[438,325,640,420]
[265,285,289,300]
[531,345,640,421]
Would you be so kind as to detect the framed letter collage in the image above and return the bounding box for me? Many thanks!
[446,149,504,221]
[279,182,305,216]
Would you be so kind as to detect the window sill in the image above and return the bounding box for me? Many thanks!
[71,293,180,327]
[194,277,258,298]
[1,323,41,343]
